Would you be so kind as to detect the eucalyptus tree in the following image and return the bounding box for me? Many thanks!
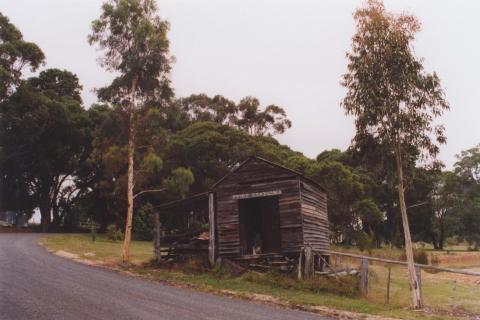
[341,0,449,308]
[89,0,176,262]
[0,13,44,210]
[0,12,45,102]
[429,171,461,250]
[0,69,88,231]
[177,94,292,136]
[236,96,291,136]
[454,145,480,248]
[179,94,238,125]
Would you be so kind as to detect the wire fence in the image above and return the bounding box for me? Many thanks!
[325,250,480,316]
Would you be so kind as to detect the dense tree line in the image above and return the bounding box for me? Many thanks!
[0,2,478,255]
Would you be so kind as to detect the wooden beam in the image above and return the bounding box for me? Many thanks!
[153,212,161,262]
[326,250,480,277]
[359,258,369,297]
[386,266,391,305]
[303,246,314,278]
[297,247,304,280]
[208,192,216,266]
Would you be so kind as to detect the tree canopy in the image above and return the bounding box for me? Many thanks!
[0,12,45,102]
[0,69,89,231]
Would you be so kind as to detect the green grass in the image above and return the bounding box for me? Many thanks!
[41,234,478,320]
[365,265,480,314]
[40,233,153,265]
[329,245,480,316]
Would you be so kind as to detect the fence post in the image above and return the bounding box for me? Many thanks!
[298,247,304,280]
[153,212,162,262]
[304,246,314,278]
[208,192,216,266]
[359,258,369,297]
[450,280,457,309]
[415,266,423,302]
[385,266,391,305]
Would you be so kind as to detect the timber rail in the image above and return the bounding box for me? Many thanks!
[325,250,480,277]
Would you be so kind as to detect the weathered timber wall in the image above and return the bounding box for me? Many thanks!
[215,158,304,257]
[300,178,329,252]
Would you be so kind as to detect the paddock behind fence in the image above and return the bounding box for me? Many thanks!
[324,250,480,315]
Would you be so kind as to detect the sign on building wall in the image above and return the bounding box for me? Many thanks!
[232,190,282,200]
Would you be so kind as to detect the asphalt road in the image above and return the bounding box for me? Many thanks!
[0,234,331,320]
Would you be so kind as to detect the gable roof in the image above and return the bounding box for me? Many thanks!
[154,156,326,213]
[212,155,326,192]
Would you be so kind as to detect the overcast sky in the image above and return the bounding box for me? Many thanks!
[2,0,479,168]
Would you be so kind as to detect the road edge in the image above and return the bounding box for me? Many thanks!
[37,235,405,320]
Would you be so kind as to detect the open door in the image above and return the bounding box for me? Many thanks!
[238,196,281,255]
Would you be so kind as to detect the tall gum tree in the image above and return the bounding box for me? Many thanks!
[341,0,449,309]
[0,13,45,102]
[89,0,173,263]
[1,69,88,231]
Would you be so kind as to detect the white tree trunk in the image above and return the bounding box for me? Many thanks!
[122,109,135,263]
[122,77,138,264]
[395,147,423,309]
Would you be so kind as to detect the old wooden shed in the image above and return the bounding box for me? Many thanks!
[154,156,329,265]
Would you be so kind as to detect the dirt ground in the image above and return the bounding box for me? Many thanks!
[432,251,480,268]
[427,251,480,285]
[424,268,480,286]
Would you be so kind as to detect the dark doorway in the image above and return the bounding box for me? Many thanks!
[238,196,281,255]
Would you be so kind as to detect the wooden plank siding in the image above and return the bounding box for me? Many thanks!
[157,156,331,260]
[215,158,307,258]
[300,178,329,252]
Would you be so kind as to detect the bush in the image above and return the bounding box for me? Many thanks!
[414,249,429,264]
[106,224,123,241]
[133,203,154,241]
[400,248,428,264]
[424,254,441,274]
[351,231,375,253]
[445,236,460,247]
[182,256,210,273]
[243,271,359,297]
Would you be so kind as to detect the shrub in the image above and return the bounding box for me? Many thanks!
[182,256,210,273]
[424,254,441,274]
[351,231,375,253]
[106,224,123,241]
[133,203,154,241]
[445,236,460,247]
[400,249,428,264]
[243,271,359,297]
[414,249,429,264]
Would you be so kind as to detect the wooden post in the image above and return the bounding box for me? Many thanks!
[386,266,391,305]
[303,246,314,278]
[208,192,216,266]
[450,280,457,309]
[298,247,304,280]
[154,212,162,262]
[359,258,369,297]
[415,266,422,302]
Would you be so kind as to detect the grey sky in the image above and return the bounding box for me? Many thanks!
[2,0,479,168]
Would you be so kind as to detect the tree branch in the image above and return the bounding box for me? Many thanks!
[133,188,166,199]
